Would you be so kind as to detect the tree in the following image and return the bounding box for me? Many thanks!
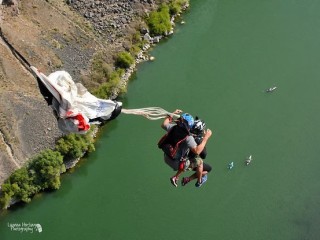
[0,167,40,208]
[0,183,17,209]
[6,167,38,202]
[0,191,12,209]
[28,150,65,190]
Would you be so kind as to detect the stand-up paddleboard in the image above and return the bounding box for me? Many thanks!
[245,155,252,165]
[266,86,277,92]
[228,162,234,169]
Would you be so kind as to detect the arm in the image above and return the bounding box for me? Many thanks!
[190,129,212,155]
[161,109,182,130]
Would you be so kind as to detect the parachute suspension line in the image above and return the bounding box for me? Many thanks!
[121,107,180,120]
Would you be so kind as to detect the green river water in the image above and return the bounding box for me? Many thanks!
[1,0,320,239]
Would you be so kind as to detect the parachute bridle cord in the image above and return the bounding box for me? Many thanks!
[121,107,180,120]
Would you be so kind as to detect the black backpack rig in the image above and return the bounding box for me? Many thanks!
[158,121,190,160]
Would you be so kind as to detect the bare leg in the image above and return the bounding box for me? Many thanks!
[173,169,184,178]
[170,169,184,187]
[189,171,208,181]
[196,164,202,183]
[182,159,208,186]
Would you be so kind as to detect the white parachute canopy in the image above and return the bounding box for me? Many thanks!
[31,66,122,134]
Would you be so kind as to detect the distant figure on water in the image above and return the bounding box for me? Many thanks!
[228,162,234,170]
[245,155,252,165]
[266,86,277,92]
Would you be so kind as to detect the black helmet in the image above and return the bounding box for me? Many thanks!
[191,118,206,135]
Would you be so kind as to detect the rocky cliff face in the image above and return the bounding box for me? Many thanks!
[0,0,157,184]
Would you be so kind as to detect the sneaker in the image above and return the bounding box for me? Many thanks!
[181,177,190,186]
[195,175,208,188]
[170,176,178,187]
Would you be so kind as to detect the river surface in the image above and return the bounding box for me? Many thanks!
[1,0,320,239]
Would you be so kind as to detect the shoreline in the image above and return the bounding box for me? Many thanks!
[111,6,189,99]
[0,2,190,210]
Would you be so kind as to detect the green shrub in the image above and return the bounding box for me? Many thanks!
[0,149,65,208]
[132,31,142,45]
[115,51,134,69]
[146,4,172,36]
[89,52,125,98]
[91,54,113,84]
[5,167,39,202]
[55,132,95,160]
[130,45,142,58]
[169,0,189,16]
[28,150,65,190]
[93,82,112,99]
[169,1,181,16]
[93,69,122,99]
[0,191,12,209]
